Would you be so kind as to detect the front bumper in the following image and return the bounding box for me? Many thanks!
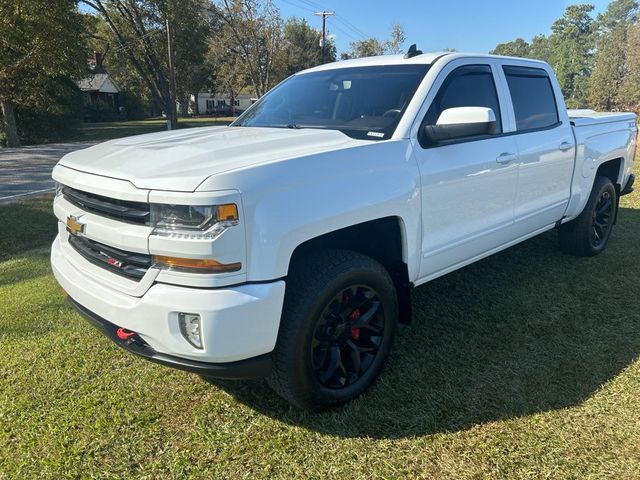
[68,297,272,378]
[51,235,286,367]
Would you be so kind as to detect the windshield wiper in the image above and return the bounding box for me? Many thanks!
[286,123,302,129]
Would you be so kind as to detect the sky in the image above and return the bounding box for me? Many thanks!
[276,0,614,54]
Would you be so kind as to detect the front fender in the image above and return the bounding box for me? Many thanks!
[203,139,422,282]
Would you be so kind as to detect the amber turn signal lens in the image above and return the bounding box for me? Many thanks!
[218,204,239,222]
[153,255,241,273]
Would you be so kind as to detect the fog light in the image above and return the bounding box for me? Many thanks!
[178,313,203,349]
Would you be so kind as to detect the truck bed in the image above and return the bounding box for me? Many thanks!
[568,109,637,127]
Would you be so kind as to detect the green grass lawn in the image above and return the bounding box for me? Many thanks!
[1,162,639,479]
[69,117,236,143]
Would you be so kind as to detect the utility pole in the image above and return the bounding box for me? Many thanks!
[166,17,178,130]
[314,11,334,64]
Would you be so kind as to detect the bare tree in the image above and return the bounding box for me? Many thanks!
[81,0,208,128]
[213,0,283,97]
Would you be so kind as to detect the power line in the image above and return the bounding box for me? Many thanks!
[280,0,368,41]
[327,22,359,42]
[279,0,316,14]
[333,14,369,39]
[294,0,370,38]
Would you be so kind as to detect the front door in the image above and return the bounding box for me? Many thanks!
[412,62,519,280]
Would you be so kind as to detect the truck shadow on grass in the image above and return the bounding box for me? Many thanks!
[209,207,640,439]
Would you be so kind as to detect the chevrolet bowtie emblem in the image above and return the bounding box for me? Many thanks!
[66,215,85,236]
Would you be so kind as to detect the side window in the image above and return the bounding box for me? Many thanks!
[503,66,559,131]
[423,65,502,134]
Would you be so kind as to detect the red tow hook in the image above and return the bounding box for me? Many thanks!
[116,327,137,341]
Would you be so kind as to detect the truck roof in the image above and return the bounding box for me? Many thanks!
[301,52,549,74]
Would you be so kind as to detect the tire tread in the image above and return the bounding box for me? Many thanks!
[268,249,396,408]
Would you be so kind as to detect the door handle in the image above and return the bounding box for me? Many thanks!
[496,152,517,164]
[559,141,574,151]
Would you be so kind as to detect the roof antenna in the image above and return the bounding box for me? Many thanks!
[404,44,423,59]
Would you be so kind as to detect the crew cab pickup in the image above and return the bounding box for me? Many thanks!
[51,50,637,409]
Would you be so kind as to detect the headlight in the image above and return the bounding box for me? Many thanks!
[150,203,239,240]
[150,202,243,274]
[55,182,64,197]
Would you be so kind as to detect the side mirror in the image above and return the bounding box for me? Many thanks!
[422,107,497,145]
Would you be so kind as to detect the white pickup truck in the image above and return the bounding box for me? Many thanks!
[51,49,637,409]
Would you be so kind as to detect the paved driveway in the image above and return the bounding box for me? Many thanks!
[0,142,96,203]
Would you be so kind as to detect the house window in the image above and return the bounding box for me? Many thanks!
[217,100,226,106]
[206,100,214,109]
[234,100,240,106]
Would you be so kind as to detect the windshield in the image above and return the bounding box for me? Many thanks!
[232,64,430,141]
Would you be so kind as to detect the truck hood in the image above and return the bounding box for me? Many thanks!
[58,126,361,191]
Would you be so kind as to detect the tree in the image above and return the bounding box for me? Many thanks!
[205,17,248,114]
[171,0,212,115]
[384,23,406,55]
[213,0,283,97]
[528,35,552,63]
[588,25,629,110]
[618,22,640,112]
[548,4,596,108]
[342,24,407,59]
[279,17,336,77]
[86,16,156,118]
[597,0,639,27]
[491,38,530,57]
[82,0,210,129]
[588,0,639,110]
[0,0,88,146]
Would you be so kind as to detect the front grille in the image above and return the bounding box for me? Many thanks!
[63,186,150,225]
[68,235,152,280]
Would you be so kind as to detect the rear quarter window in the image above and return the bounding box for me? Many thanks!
[503,66,559,131]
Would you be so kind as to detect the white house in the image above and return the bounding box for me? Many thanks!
[77,53,121,110]
[191,92,257,115]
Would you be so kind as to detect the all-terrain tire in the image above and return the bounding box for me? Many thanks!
[559,175,617,257]
[268,249,398,409]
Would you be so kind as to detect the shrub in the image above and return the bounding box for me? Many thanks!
[15,77,83,144]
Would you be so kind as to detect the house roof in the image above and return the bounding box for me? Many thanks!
[77,73,120,94]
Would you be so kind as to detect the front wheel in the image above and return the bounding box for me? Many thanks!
[559,175,617,257]
[268,249,398,409]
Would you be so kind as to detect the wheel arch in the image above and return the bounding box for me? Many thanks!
[596,157,624,191]
[287,216,413,324]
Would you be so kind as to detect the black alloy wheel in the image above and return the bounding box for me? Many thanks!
[268,249,398,409]
[559,175,617,257]
[590,189,614,248]
[311,285,385,389]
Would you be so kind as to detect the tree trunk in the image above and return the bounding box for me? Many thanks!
[166,102,178,130]
[1,99,20,147]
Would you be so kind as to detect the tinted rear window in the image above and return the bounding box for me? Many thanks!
[503,66,559,131]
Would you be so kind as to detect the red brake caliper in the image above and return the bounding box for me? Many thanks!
[349,309,361,341]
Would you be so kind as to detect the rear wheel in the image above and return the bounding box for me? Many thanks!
[559,175,617,257]
[268,249,397,409]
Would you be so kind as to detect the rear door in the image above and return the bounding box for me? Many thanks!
[499,64,575,234]
[411,59,519,280]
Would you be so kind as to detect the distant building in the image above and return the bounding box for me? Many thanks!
[191,92,257,116]
[77,52,121,113]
